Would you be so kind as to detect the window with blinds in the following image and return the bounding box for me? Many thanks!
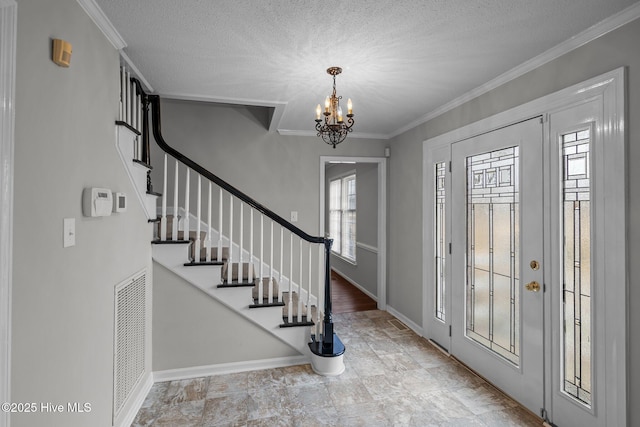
[329,173,356,262]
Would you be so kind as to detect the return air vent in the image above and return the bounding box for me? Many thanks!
[113,270,146,420]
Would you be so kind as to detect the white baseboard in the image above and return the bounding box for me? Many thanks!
[153,355,310,383]
[116,372,154,427]
[331,268,377,302]
[385,305,424,337]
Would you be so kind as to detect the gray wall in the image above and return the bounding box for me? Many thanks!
[12,0,153,426]
[387,17,640,426]
[153,263,299,371]
[150,99,387,238]
[325,162,378,297]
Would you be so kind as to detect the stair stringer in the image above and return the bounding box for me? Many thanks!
[164,207,320,309]
[115,124,157,220]
[152,243,313,356]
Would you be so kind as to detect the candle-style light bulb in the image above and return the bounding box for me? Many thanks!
[337,106,343,122]
[316,104,321,120]
[347,98,353,115]
[324,96,330,112]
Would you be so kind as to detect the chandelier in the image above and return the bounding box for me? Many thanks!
[315,67,354,148]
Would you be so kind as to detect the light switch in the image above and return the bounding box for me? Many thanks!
[63,218,75,248]
[290,211,298,222]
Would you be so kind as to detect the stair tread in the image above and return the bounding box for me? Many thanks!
[217,281,255,288]
[249,300,285,308]
[132,158,152,169]
[184,261,225,267]
[151,239,190,244]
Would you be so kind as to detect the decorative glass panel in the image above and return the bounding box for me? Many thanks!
[435,162,446,321]
[561,129,592,406]
[466,147,520,365]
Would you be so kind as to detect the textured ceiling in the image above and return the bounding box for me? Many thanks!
[94,0,639,139]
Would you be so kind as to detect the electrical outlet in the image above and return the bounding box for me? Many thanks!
[63,218,75,248]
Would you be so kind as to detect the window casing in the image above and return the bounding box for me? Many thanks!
[329,173,356,262]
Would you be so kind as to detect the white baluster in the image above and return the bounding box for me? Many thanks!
[172,160,179,241]
[183,169,190,240]
[227,194,233,284]
[129,74,134,127]
[206,182,212,262]
[124,70,130,126]
[119,67,125,121]
[298,239,303,323]
[132,90,137,131]
[288,233,293,323]
[160,154,167,241]
[217,188,223,262]
[249,209,254,282]
[137,93,142,133]
[268,221,274,304]
[258,214,264,304]
[279,227,284,302]
[194,175,201,263]
[238,202,244,284]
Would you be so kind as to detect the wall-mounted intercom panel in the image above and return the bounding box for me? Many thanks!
[82,187,112,217]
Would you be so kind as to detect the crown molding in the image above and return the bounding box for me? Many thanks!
[76,0,126,50]
[389,1,640,139]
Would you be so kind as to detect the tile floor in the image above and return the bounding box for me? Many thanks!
[132,310,542,426]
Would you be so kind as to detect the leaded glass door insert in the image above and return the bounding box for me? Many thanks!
[451,117,544,415]
[561,129,592,406]
[435,162,446,322]
[465,147,520,364]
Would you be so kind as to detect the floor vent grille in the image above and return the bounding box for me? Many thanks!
[113,270,146,420]
[389,319,409,331]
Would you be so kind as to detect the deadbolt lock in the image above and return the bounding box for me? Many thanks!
[530,260,540,270]
[525,281,541,292]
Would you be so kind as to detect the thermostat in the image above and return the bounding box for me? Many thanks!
[113,192,127,213]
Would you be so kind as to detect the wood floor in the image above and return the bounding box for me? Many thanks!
[330,270,377,314]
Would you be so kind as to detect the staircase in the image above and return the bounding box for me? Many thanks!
[116,66,344,375]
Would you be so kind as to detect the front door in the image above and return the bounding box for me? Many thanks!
[450,117,544,414]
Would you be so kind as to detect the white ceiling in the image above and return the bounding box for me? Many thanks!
[94,0,639,139]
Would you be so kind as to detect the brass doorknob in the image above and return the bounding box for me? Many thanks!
[525,281,541,292]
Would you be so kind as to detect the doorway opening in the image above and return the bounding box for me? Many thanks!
[320,156,387,311]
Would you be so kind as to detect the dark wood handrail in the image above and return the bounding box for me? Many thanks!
[148,94,326,245]
[138,82,339,355]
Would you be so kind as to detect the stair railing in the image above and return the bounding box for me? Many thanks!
[122,73,342,357]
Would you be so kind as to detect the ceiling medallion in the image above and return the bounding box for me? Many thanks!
[315,67,354,149]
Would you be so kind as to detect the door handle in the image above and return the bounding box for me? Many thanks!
[525,281,541,292]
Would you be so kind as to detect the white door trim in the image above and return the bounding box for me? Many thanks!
[422,67,626,425]
[0,1,17,426]
[319,156,387,310]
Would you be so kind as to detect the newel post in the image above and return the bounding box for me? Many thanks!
[322,239,334,349]
[308,238,345,376]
